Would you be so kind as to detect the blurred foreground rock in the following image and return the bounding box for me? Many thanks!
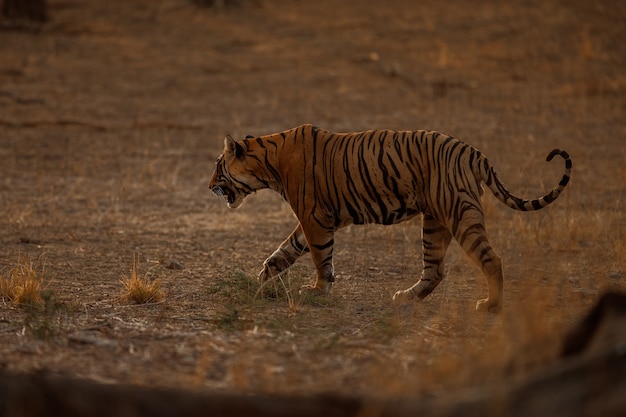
[0,0,47,30]
[1,292,625,417]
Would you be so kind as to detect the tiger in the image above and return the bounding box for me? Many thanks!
[208,124,571,312]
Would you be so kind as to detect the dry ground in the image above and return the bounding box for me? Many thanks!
[1,0,625,399]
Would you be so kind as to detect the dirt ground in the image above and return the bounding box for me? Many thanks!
[1,0,625,399]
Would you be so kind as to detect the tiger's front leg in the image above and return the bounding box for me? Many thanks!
[258,224,309,281]
[298,223,335,296]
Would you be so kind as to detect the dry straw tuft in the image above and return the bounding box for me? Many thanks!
[0,256,43,306]
[120,254,163,304]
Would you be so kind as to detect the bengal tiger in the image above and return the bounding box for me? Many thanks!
[208,124,571,312]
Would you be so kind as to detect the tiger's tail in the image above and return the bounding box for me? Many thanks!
[479,149,572,211]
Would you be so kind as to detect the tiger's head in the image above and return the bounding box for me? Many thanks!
[208,135,271,209]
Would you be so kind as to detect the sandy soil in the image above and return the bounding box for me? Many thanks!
[0,0,625,397]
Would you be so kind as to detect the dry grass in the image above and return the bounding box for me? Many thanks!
[0,255,44,306]
[120,254,163,304]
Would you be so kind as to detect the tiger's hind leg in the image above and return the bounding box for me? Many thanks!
[453,210,503,313]
[393,214,452,303]
[258,224,309,281]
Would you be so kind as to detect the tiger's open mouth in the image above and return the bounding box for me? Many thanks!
[211,186,235,204]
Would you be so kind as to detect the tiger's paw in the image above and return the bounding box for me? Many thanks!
[299,281,332,296]
[258,262,283,282]
[257,269,269,282]
[392,289,415,304]
[476,298,502,313]
[256,266,282,299]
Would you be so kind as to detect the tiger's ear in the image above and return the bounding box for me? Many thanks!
[224,135,245,160]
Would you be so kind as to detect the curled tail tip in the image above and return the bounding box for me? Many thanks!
[546,148,570,162]
[487,148,572,212]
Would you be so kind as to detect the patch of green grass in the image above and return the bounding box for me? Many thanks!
[206,269,257,302]
[254,267,327,313]
[206,265,341,315]
[24,290,60,340]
